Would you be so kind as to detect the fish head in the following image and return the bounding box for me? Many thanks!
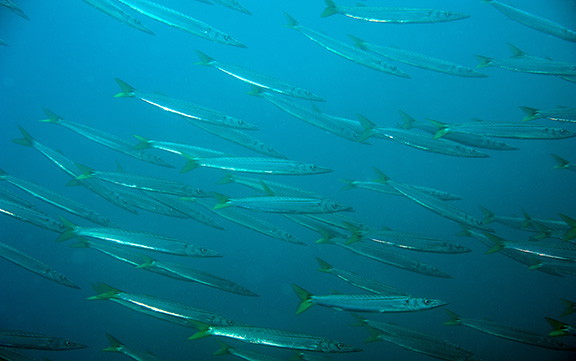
[317,339,362,353]
[548,127,576,139]
[416,297,448,310]
[49,338,87,350]
[189,245,222,257]
[435,11,470,22]
[294,88,325,102]
[302,163,332,174]
[322,200,353,213]
[210,29,247,48]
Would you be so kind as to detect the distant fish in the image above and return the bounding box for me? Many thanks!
[40,108,173,168]
[399,111,518,150]
[445,310,576,350]
[57,217,221,257]
[114,79,257,130]
[207,0,251,15]
[284,13,409,78]
[521,106,576,123]
[349,35,486,78]
[475,53,576,77]
[132,135,232,158]
[291,284,446,314]
[0,329,86,350]
[145,192,225,230]
[89,282,242,327]
[356,315,480,361]
[0,198,65,233]
[217,173,324,199]
[0,241,80,289]
[83,0,155,35]
[115,0,246,47]
[321,0,468,24]
[0,347,47,361]
[213,341,284,361]
[483,0,576,43]
[0,168,115,227]
[0,38,8,46]
[551,154,576,172]
[485,233,576,262]
[0,0,29,20]
[430,118,576,140]
[181,155,331,175]
[0,184,46,215]
[103,333,167,361]
[560,299,576,317]
[188,321,361,353]
[106,185,182,217]
[195,51,325,101]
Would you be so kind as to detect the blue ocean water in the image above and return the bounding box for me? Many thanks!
[0,0,575,360]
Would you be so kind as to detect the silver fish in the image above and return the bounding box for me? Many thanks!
[132,135,232,158]
[551,154,576,172]
[521,106,576,123]
[103,333,167,361]
[213,342,284,361]
[0,198,65,233]
[181,155,331,175]
[432,119,576,140]
[0,0,29,20]
[0,329,86,350]
[212,193,352,214]
[83,0,155,35]
[145,192,224,230]
[217,173,324,199]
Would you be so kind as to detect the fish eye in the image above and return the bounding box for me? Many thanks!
[336,343,343,349]
[228,320,234,325]
[201,248,208,253]
[310,165,317,170]
[331,203,338,209]
[424,298,431,305]
[560,129,567,134]
[65,341,71,346]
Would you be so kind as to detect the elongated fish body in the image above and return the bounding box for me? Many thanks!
[521,106,576,123]
[293,285,446,314]
[484,0,576,43]
[285,14,408,78]
[40,110,172,167]
[83,0,155,35]
[0,198,65,232]
[218,195,352,214]
[210,0,251,15]
[0,329,86,350]
[0,0,29,20]
[89,283,240,327]
[352,37,485,77]
[114,79,256,130]
[145,192,224,230]
[190,324,361,353]
[0,346,48,361]
[103,333,166,361]
[13,126,138,214]
[359,317,478,361]
[302,212,369,232]
[80,169,208,198]
[316,258,408,296]
[0,185,45,214]
[551,154,576,172]
[185,117,287,158]
[183,156,331,175]
[109,186,184,218]
[476,54,576,76]
[214,342,283,361]
[0,242,79,289]
[0,170,114,227]
[400,111,518,150]
[58,223,221,257]
[196,51,324,101]
[133,136,231,158]
[115,0,245,47]
[218,173,324,199]
[371,127,489,158]
[194,198,306,245]
[445,311,576,351]
[322,1,468,24]
[488,237,576,262]
[392,180,492,231]
[435,120,576,140]
[342,179,462,201]
[253,89,365,142]
[351,229,471,254]
[139,257,258,296]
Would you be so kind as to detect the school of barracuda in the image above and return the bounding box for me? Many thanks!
[0,0,575,360]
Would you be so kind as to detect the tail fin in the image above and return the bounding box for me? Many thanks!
[132,135,152,150]
[283,12,299,29]
[340,179,357,191]
[507,43,526,57]
[483,233,506,254]
[444,310,463,326]
[521,208,532,228]
[114,78,136,98]
[347,34,366,50]
[372,167,390,183]
[357,114,377,142]
[559,213,576,242]
[102,333,124,352]
[88,282,121,300]
[74,163,95,180]
[40,108,64,124]
[55,216,78,242]
[474,55,493,68]
[213,341,232,356]
[246,85,264,97]
[427,119,449,139]
[216,173,235,185]
[187,320,211,340]
[560,299,576,317]
[519,106,539,122]
[211,192,231,210]
[135,254,156,269]
[545,317,572,337]
[195,50,215,66]
[321,0,338,18]
[363,326,382,343]
[456,226,472,237]
[316,257,334,273]
[291,284,315,315]
[478,206,495,225]
[398,110,416,129]
[551,154,570,169]
[12,125,35,147]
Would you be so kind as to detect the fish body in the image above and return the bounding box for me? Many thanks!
[109,186,182,217]
[0,241,79,289]
[115,79,256,130]
[196,51,324,101]
[0,169,114,227]
[445,310,576,350]
[433,119,576,140]
[0,329,86,350]
[210,0,251,15]
[40,109,173,167]
[484,0,576,42]
[214,194,352,214]
[83,0,155,34]
[285,13,409,78]
[342,176,462,201]
[0,0,29,20]
[321,0,468,23]
[189,323,361,353]
[487,234,576,262]
[145,192,224,230]
[218,173,324,199]
[351,36,485,77]
[115,0,245,47]
[0,198,65,233]
[103,333,166,361]
[89,283,240,327]
[476,54,576,76]
[292,285,446,314]
[182,156,331,175]
[521,106,576,123]
[213,341,284,361]
[132,135,231,158]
